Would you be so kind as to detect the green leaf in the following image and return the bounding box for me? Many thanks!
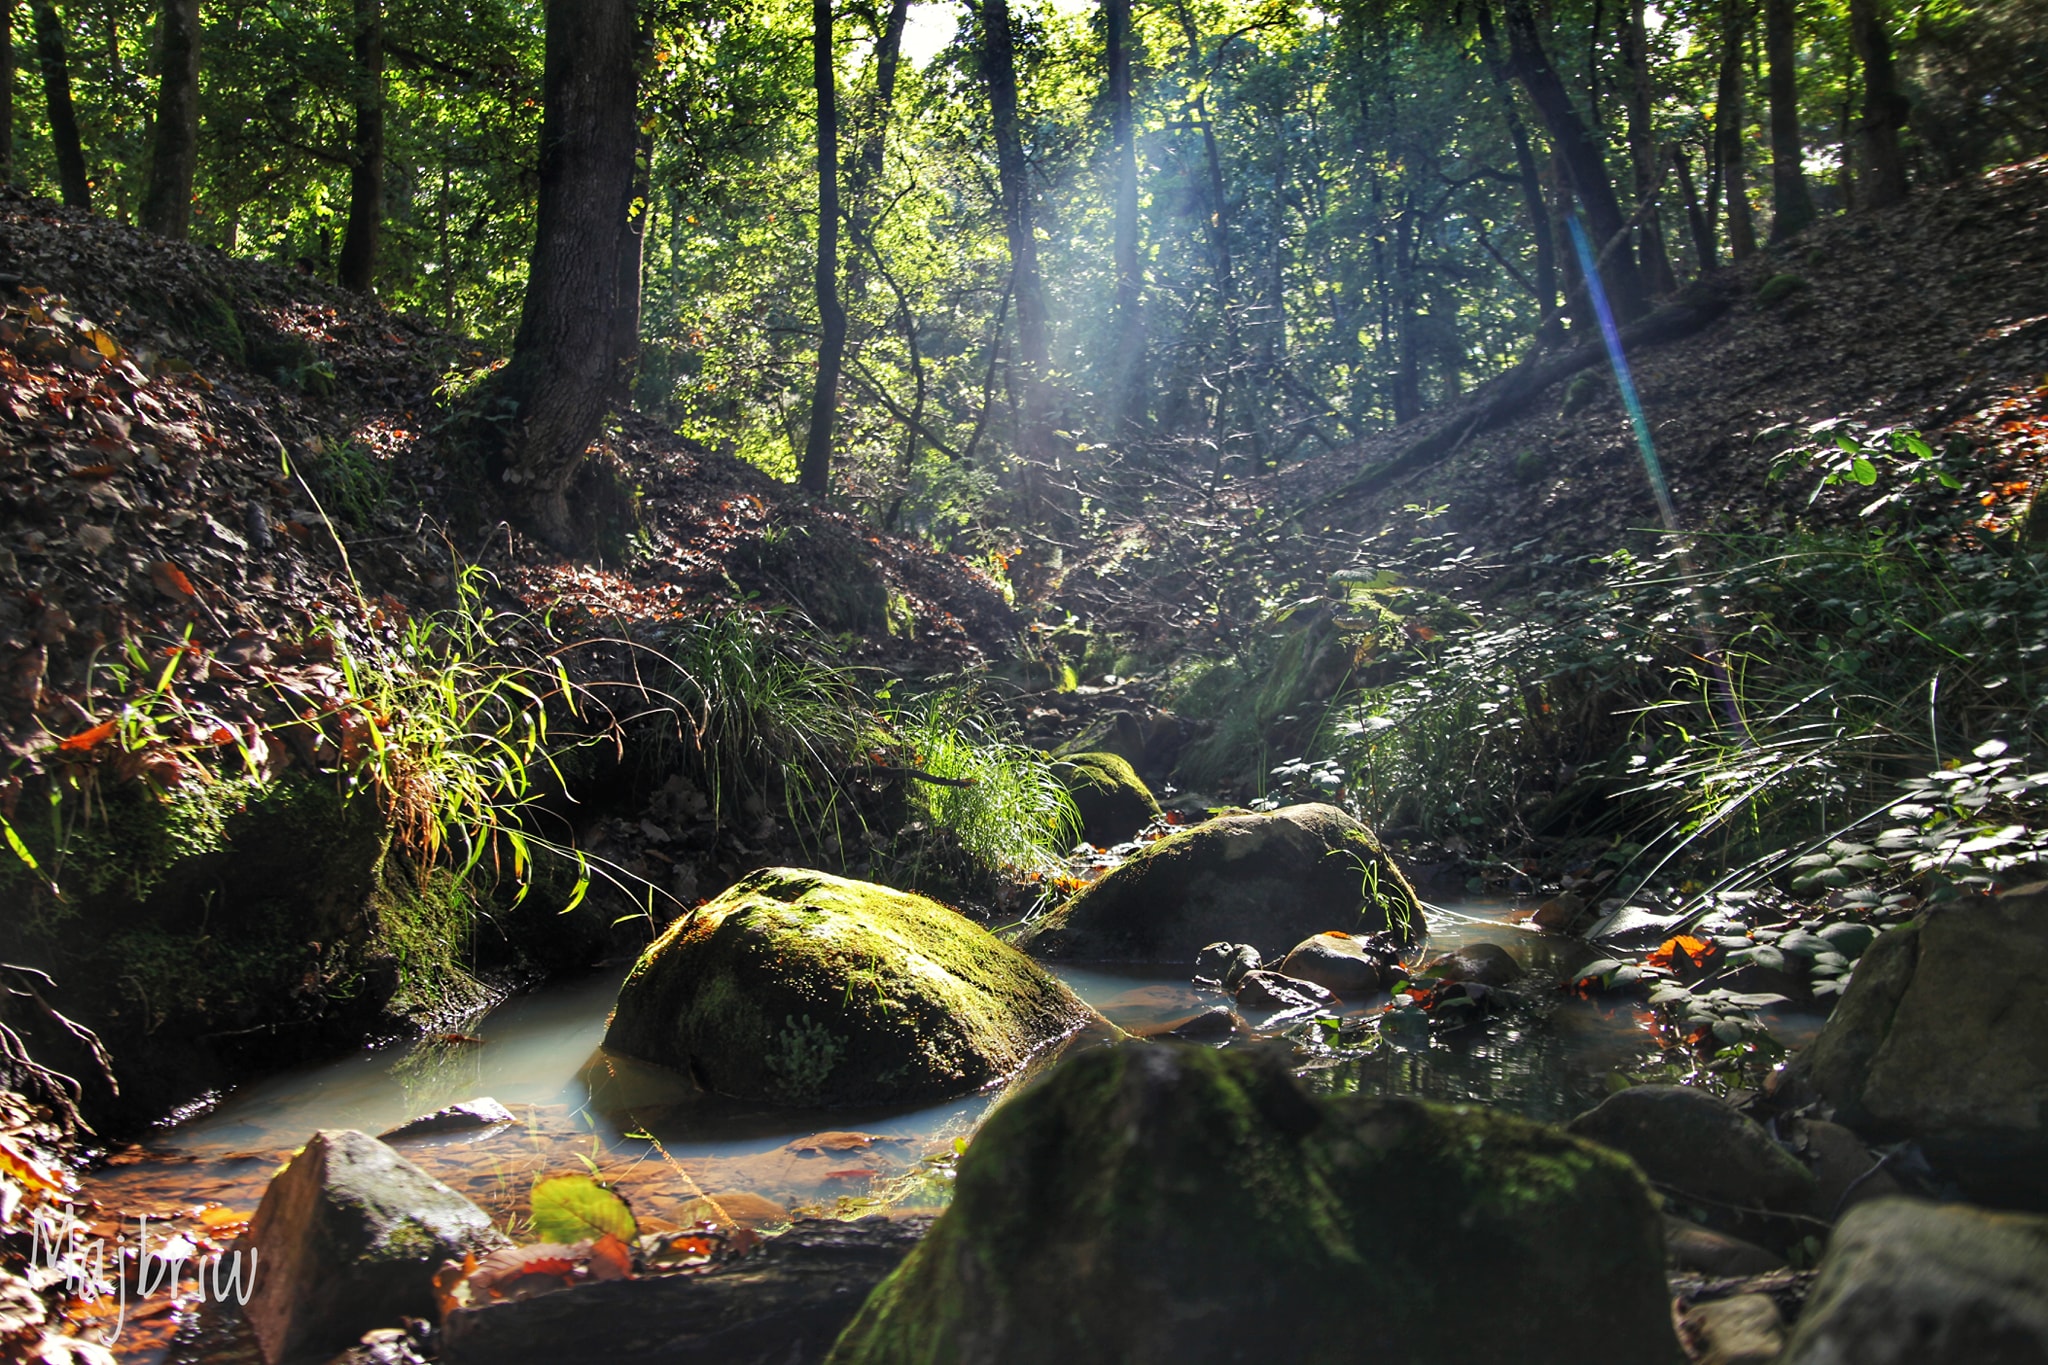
[530,1174,638,1244]
[1898,432,1934,459]
[1850,456,1878,486]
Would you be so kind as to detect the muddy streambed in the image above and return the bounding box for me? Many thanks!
[81,903,1823,1362]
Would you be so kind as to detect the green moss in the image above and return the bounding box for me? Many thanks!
[1757,273,1810,305]
[1561,370,1605,417]
[1051,752,1160,847]
[827,1042,1680,1365]
[1019,803,1420,962]
[603,868,1099,1106]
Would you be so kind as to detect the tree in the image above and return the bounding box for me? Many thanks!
[1714,0,1757,260]
[1500,0,1648,322]
[337,0,385,290]
[1763,0,1815,239]
[0,2,15,183]
[1104,0,1143,430]
[494,0,642,547]
[31,1,88,210]
[140,0,201,237]
[1619,0,1675,292]
[1475,0,1561,339]
[800,0,843,494]
[1849,0,1908,207]
[977,0,1050,463]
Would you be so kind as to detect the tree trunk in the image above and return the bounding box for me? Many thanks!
[610,3,655,406]
[1715,0,1756,261]
[1763,0,1814,240]
[1500,0,1647,322]
[1848,0,1907,207]
[140,0,201,237]
[1475,0,1561,343]
[336,0,384,290]
[32,2,88,211]
[0,3,15,183]
[1105,0,1143,431]
[1620,0,1675,293]
[494,0,641,547]
[980,0,1049,460]
[800,0,843,495]
[1675,142,1714,271]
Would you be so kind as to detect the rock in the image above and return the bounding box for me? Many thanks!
[1051,752,1161,847]
[602,868,1098,1107]
[377,1098,517,1142]
[826,1041,1683,1365]
[1278,930,1401,996]
[675,1192,792,1229]
[1664,1216,1787,1276]
[439,1216,931,1365]
[1680,1293,1787,1365]
[1419,941,1522,987]
[1568,1086,1816,1245]
[1779,1197,2048,1364]
[1787,1117,1901,1219]
[1232,970,1333,1014]
[1163,1008,1238,1042]
[244,1129,510,1365]
[1798,883,2048,1207]
[1193,941,1260,989]
[1531,892,1590,933]
[1018,803,1422,963]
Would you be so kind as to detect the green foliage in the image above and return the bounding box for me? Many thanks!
[884,688,1080,879]
[529,1174,638,1244]
[1755,273,1810,304]
[653,609,865,836]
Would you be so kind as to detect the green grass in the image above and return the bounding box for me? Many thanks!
[883,688,1081,882]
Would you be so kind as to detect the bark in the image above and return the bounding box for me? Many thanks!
[1500,0,1647,322]
[1620,0,1676,293]
[0,3,15,183]
[979,0,1049,458]
[800,0,844,494]
[1676,142,1714,271]
[610,3,655,406]
[1104,0,1143,430]
[336,0,384,290]
[31,2,88,211]
[1763,0,1815,240]
[1475,0,1561,343]
[140,0,201,238]
[1715,0,1757,261]
[495,0,641,547]
[1848,0,1907,207]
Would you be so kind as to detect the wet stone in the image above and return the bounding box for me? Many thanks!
[377,1098,517,1142]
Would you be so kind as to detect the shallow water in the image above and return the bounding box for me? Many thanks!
[73,902,1822,1361]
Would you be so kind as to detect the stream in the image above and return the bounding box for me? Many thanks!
[81,902,1824,1362]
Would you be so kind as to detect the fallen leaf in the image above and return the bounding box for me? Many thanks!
[150,560,197,599]
[57,720,117,753]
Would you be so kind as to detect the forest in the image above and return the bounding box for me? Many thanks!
[0,0,2042,1362]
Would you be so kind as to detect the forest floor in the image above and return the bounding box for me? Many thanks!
[1056,156,2048,660]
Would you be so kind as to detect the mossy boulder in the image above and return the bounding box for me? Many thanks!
[826,1041,1682,1365]
[1052,751,1160,847]
[602,868,1098,1106]
[1017,802,1420,964]
[1799,883,2048,1208]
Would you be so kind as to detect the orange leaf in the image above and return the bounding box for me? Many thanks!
[1645,935,1714,970]
[150,560,197,598]
[0,1133,69,1194]
[58,719,117,753]
[587,1232,633,1281]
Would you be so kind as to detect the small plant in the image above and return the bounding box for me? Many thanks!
[883,688,1080,881]
[1767,420,1961,517]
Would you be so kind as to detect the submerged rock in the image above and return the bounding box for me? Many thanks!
[1780,1197,2048,1363]
[603,868,1097,1107]
[1232,969,1333,1014]
[1798,883,2048,1207]
[377,1098,517,1142]
[1018,803,1422,963]
[1052,751,1161,847]
[1193,941,1261,989]
[826,1041,1681,1365]
[1680,1293,1787,1365]
[243,1128,509,1365]
[1418,941,1523,987]
[1277,930,1402,996]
